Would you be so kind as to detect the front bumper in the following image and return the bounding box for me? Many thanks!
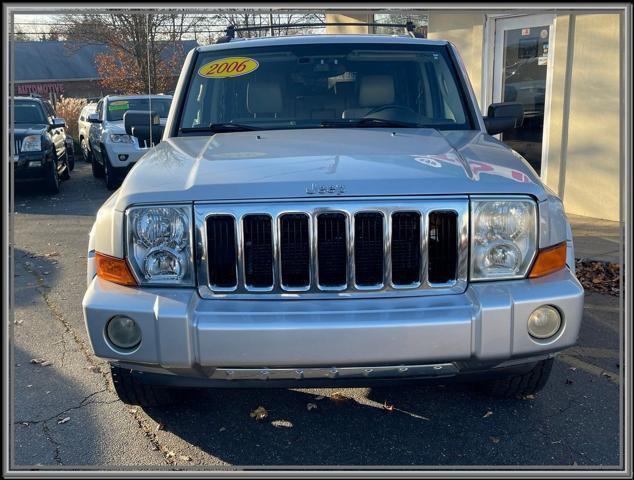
[103,142,148,169]
[13,153,50,181]
[82,267,584,385]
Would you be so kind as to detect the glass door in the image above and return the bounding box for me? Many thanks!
[493,14,555,177]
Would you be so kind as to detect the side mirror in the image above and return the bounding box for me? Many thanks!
[87,113,101,123]
[484,102,524,135]
[50,117,66,129]
[123,110,160,135]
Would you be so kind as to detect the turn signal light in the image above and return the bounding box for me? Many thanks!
[95,252,137,286]
[529,242,567,278]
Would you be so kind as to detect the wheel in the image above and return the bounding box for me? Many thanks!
[67,147,75,171]
[81,138,92,163]
[103,147,120,191]
[59,152,71,181]
[110,364,176,407]
[44,155,60,195]
[478,358,554,398]
[91,150,104,178]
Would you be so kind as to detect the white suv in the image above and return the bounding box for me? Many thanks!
[87,95,172,190]
[77,102,97,162]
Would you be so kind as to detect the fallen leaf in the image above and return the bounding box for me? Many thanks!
[27,385,32,388]
[330,392,351,403]
[57,417,70,424]
[128,409,138,414]
[489,436,500,444]
[14,319,23,325]
[383,400,395,412]
[40,361,52,367]
[44,252,59,257]
[87,365,99,373]
[166,451,175,458]
[250,406,268,421]
[483,410,493,418]
[179,455,191,461]
[156,422,165,431]
[569,367,577,371]
[306,402,318,411]
[30,358,45,364]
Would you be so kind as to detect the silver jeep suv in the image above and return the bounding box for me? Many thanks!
[83,34,583,406]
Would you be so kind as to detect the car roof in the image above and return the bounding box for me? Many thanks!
[197,34,449,53]
[104,94,173,101]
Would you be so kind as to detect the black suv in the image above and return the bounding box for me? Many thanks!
[12,96,72,194]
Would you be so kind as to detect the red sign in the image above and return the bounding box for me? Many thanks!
[16,82,64,96]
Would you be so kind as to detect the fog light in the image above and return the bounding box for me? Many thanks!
[106,316,141,349]
[527,305,562,339]
[118,154,128,161]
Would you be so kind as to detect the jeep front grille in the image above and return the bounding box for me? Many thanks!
[197,199,468,299]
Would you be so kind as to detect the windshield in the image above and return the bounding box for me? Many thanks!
[106,97,172,121]
[178,43,473,133]
[14,101,47,124]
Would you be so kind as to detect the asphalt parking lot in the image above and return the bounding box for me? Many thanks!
[11,162,622,469]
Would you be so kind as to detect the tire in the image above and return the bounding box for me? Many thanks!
[91,150,104,178]
[478,358,554,398]
[67,148,75,171]
[103,148,120,191]
[110,364,176,407]
[59,153,71,181]
[81,138,92,163]
[44,155,60,195]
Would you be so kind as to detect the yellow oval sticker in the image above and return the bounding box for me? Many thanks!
[198,57,259,79]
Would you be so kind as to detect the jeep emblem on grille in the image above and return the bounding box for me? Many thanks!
[305,183,346,195]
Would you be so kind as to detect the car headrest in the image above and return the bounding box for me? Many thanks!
[359,75,395,107]
[123,110,159,135]
[247,80,283,114]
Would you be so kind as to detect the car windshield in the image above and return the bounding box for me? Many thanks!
[14,101,47,124]
[178,42,473,134]
[106,97,172,121]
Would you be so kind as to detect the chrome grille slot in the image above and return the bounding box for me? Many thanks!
[428,211,458,284]
[207,215,238,289]
[197,198,468,299]
[391,211,421,286]
[279,213,311,289]
[243,215,273,289]
[317,213,348,288]
[354,212,385,287]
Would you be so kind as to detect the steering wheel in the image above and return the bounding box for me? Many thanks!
[363,104,420,122]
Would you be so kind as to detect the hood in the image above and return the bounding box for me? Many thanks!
[113,128,547,211]
[13,123,47,137]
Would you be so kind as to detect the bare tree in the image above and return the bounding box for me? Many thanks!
[208,10,324,40]
[56,11,204,93]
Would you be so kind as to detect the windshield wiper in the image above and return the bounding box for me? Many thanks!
[180,123,262,134]
[320,118,423,129]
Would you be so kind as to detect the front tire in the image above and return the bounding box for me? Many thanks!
[110,364,176,407]
[60,153,71,180]
[478,358,554,398]
[44,155,60,195]
[103,147,120,191]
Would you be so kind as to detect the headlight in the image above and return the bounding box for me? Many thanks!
[21,135,42,152]
[109,134,134,144]
[471,198,537,280]
[126,205,193,285]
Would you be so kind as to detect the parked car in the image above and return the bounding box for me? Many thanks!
[78,102,97,162]
[87,95,173,190]
[12,95,71,194]
[83,34,583,407]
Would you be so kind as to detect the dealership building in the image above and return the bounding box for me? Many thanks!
[328,9,624,221]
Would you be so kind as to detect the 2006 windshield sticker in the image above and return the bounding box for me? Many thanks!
[198,57,259,78]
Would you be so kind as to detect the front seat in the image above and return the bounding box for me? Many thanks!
[247,79,283,118]
[342,74,395,119]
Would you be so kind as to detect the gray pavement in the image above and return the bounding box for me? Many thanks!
[568,214,621,263]
[10,162,622,469]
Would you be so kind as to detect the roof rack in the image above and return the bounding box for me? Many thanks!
[216,21,424,43]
